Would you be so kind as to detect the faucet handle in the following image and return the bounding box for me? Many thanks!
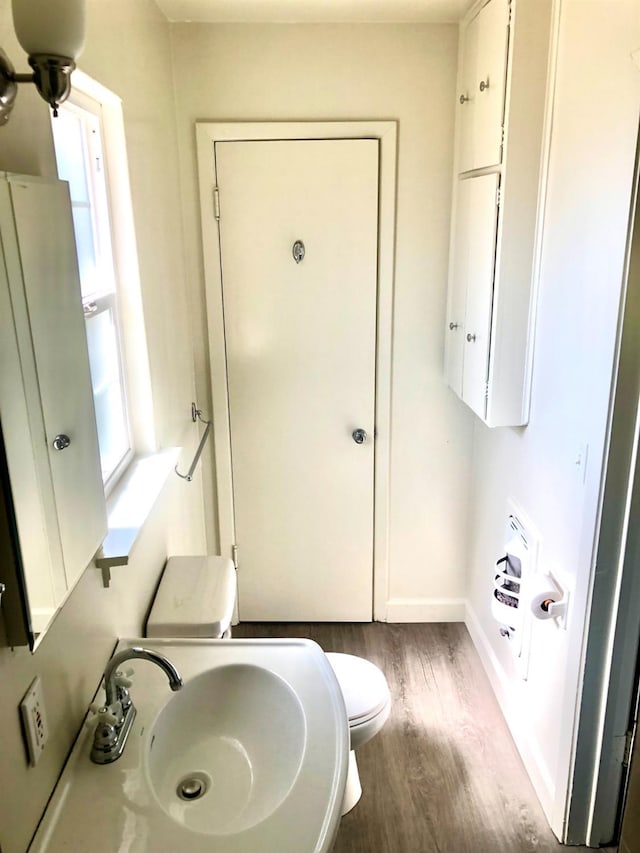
[114,668,134,688]
[93,721,118,754]
[89,703,120,726]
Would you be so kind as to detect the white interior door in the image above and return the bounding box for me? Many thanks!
[215,139,379,621]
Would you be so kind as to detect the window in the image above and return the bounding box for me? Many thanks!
[51,92,132,490]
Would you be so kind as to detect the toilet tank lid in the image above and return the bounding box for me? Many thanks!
[146,556,236,639]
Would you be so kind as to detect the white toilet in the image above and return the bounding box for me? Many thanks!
[146,555,392,814]
[325,651,391,814]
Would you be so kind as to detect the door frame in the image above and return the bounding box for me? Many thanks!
[196,121,397,621]
[565,140,640,846]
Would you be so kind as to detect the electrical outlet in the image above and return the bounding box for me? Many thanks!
[20,676,48,766]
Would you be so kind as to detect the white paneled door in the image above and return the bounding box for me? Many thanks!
[215,139,379,621]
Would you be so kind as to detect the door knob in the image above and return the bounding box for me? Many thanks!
[466,333,476,343]
[52,434,71,451]
[352,428,368,445]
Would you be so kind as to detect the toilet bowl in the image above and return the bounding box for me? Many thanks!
[145,556,391,814]
[325,652,391,815]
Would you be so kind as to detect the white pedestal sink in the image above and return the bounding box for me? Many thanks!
[30,639,349,853]
[147,663,307,834]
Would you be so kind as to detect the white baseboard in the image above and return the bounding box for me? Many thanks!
[383,597,466,622]
[465,602,557,827]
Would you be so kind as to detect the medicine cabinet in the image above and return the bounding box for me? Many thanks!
[445,0,553,426]
[0,173,106,646]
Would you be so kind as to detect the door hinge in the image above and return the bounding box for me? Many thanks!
[485,381,490,403]
[508,0,513,25]
[623,729,635,767]
[232,544,238,569]
[213,187,221,221]
[496,185,502,209]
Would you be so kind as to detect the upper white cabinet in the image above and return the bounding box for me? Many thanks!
[0,173,106,638]
[458,0,510,174]
[445,0,553,426]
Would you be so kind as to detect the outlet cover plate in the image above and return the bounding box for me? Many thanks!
[20,675,48,766]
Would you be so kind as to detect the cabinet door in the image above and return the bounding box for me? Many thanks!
[9,178,106,587]
[458,0,510,173]
[458,10,479,175]
[461,173,500,419]
[474,0,510,170]
[0,200,64,631]
[445,184,469,395]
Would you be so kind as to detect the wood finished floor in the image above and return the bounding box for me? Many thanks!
[234,622,613,853]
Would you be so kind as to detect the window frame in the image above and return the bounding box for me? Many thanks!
[52,75,158,500]
[52,93,135,495]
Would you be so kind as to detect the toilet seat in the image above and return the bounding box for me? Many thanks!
[325,652,390,725]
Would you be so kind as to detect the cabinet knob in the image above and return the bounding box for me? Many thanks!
[52,434,71,451]
[459,94,469,104]
[449,322,460,330]
[466,333,477,343]
[352,428,368,445]
[479,79,490,92]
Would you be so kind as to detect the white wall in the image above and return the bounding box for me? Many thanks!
[465,0,640,836]
[170,22,475,620]
[0,2,205,851]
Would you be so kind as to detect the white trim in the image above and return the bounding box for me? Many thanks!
[195,121,397,621]
[385,597,466,622]
[465,602,556,824]
[568,110,640,849]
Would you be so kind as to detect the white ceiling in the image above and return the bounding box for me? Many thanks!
[154,0,472,24]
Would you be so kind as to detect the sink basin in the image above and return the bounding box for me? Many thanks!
[29,639,348,853]
[147,664,306,834]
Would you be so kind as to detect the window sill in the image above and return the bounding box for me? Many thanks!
[94,448,181,587]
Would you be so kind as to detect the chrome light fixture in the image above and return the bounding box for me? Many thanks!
[0,0,85,126]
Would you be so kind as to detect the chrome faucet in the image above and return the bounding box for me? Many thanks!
[91,646,183,765]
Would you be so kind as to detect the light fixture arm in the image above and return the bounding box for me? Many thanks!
[0,47,75,126]
[28,54,75,116]
[0,50,19,126]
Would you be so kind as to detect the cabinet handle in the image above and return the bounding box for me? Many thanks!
[479,79,490,92]
[466,333,477,343]
[459,94,469,104]
[449,322,460,330]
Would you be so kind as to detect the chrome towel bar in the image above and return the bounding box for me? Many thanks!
[175,403,212,482]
